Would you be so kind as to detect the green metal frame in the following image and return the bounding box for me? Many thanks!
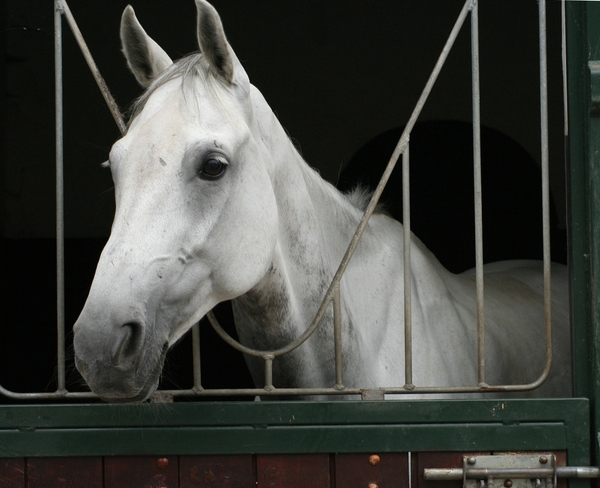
[568,0,600,470]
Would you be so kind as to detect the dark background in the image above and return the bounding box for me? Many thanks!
[0,1,568,400]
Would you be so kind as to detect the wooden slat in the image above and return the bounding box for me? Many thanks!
[104,456,178,488]
[0,458,24,488]
[256,454,330,488]
[335,452,410,487]
[27,457,102,488]
[180,455,253,487]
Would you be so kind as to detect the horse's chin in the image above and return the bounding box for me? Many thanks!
[93,344,168,404]
[100,380,159,404]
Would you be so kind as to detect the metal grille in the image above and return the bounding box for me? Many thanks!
[0,0,556,401]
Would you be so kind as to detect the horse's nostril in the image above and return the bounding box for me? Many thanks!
[113,322,145,366]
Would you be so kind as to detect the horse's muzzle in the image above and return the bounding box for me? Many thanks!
[73,318,168,403]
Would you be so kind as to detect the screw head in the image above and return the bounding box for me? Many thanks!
[157,457,169,469]
[539,456,548,465]
[467,457,477,465]
[369,455,381,466]
[504,480,513,487]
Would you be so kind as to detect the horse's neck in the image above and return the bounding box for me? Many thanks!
[233,88,367,356]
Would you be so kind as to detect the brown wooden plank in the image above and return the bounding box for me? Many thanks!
[416,451,489,488]
[335,452,410,488]
[180,455,253,487]
[104,455,179,488]
[27,457,102,488]
[0,458,25,488]
[256,454,330,488]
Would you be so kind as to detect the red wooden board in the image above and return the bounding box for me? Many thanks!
[104,455,179,488]
[256,454,330,488]
[27,457,102,488]
[335,452,411,488]
[180,455,253,487]
[0,458,25,488]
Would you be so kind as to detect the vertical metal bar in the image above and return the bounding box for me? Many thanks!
[192,323,202,391]
[54,0,66,394]
[561,0,569,139]
[403,145,414,389]
[539,0,553,377]
[471,0,486,386]
[60,0,126,134]
[333,283,344,388]
[264,355,274,391]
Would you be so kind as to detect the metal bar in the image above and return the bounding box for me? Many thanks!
[561,0,569,138]
[60,0,126,134]
[403,145,414,390]
[158,378,556,398]
[192,323,202,391]
[539,0,554,388]
[471,0,486,386]
[333,283,344,388]
[424,467,600,481]
[264,355,274,391]
[54,0,66,395]
[0,371,574,401]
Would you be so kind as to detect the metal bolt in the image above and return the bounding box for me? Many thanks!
[504,480,513,487]
[467,457,477,465]
[369,455,381,466]
[539,456,548,465]
[157,458,169,469]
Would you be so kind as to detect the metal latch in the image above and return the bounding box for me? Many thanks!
[424,454,600,488]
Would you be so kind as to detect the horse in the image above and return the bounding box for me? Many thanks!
[73,0,571,403]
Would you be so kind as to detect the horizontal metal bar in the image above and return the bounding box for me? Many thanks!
[557,468,600,479]
[424,467,600,481]
[0,372,560,401]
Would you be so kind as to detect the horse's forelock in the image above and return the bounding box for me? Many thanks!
[126,53,240,131]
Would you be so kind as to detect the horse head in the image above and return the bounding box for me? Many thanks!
[73,0,280,402]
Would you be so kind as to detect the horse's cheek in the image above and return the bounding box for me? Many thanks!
[211,182,278,298]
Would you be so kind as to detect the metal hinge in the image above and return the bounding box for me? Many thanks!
[424,454,599,488]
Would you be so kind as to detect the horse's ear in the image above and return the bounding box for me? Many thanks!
[120,6,173,88]
[195,0,236,85]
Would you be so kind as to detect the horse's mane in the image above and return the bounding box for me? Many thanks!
[343,185,389,215]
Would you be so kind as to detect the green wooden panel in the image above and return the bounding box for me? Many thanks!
[0,399,589,460]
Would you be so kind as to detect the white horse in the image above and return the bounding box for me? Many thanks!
[73,0,571,403]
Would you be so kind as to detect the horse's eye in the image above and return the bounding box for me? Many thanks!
[198,158,227,180]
